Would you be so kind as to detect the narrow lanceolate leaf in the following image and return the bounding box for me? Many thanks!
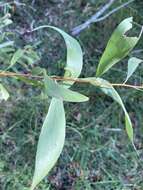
[90,78,133,142]
[32,25,83,87]
[15,76,42,87]
[49,27,83,79]
[0,84,9,101]
[0,41,14,49]
[96,17,142,77]
[31,98,66,190]
[8,49,25,69]
[125,57,143,83]
[31,26,84,189]
[44,74,89,102]
[0,17,12,29]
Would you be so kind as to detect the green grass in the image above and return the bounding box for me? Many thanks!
[1,95,143,189]
[0,0,143,190]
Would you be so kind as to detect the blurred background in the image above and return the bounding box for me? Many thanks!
[0,0,143,189]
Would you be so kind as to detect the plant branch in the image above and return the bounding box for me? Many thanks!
[95,0,136,23]
[71,0,135,36]
[0,71,143,90]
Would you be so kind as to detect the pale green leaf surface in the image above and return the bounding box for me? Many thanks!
[31,66,44,75]
[22,46,40,65]
[0,41,14,49]
[44,74,89,102]
[0,17,12,29]
[32,25,84,190]
[32,25,83,87]
[31,25,84,189]
[14,76,42,86]
[125,57,142,83]
[8,49,25,69]
[89,78,133,142]
[31,98,65,190]
[0,84,9,101]
[0,47,14,53]
[96,17,141,77]
[49,26,83,79]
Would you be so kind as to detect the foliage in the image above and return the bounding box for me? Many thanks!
[0,12,143,190]
[96,17,142,77]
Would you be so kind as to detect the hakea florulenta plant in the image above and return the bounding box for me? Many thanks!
[0,15,143,189]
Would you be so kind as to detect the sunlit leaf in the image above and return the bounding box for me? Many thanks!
[0,84,9,101]
[44,74,89,102]
[31,98,65,190]
[96,17,142,77]
[89,77,133,142]
[125,57,142,83]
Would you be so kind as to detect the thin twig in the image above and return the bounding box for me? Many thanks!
[0,71,143,89]
[71,0,135,36]
[72,0,115,35]
[111,83,143,89]
[95,0,136,23]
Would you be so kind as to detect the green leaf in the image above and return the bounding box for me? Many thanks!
[8,46,40,70]
[14,76,42,87]
[0,84,9,101]
[125,57,142,83]
[31,66,44,75]
[96,17,142,77]
[0,15,12,29]
[0,47,14,53]
[22,45,40,66]
[8,49,25,69]
[32,25,83,87]
[0,41,14,49]
[44,74,89,102]
[31,26,84,189]
[31,98,65,190]
[90,78,133,142]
